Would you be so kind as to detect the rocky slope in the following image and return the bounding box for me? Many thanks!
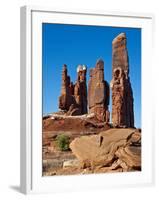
[43,121,141,175]
[42,114,110,176]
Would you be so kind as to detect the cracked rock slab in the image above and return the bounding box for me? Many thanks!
[70,128,141,171]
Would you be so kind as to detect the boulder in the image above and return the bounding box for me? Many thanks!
[70,128,141,171]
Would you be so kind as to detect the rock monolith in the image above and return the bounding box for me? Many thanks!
[111,33,134,127]
[88,59,110,122]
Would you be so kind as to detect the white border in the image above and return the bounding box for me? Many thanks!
[20,6,154,194]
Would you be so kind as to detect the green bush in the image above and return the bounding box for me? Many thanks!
[56,134,70,151]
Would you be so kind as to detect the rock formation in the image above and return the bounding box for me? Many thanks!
[59,64,75,111]
[43,33,140,176]
[59,64,87,115]
[74,65,87,114]
[111,33,134,127]
[88,59,110,122]
[70,128,141,171]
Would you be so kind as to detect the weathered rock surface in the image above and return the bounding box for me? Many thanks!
[70,128,141,172]
[42,113,110,176]
[59,64,87,115]
[88,59,110,122]
[42,113,110,146]
[59,60,110,122]
[59,64,75,111]
[112,33,129,73]
[63,159,79,168]
[111,33,134,127]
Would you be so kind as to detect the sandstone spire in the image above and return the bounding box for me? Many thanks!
[59,64,74,111]
[111,33,134,127]
[74,65,87,114]
[88,59,110,122]
[59,64,87,115]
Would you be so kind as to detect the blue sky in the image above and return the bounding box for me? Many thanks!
[42,23,141,128]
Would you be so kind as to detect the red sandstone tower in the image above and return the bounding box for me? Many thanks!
[88,59,110,122]
[111,33,134,127]
[59,64,87,115]
[59,64,75,111]
[74,65,87,114]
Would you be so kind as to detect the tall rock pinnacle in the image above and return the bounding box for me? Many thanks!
[59,64,87,115]
[111,33,134,127]
[88,59,110,122]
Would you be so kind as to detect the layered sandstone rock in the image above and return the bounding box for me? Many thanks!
[111,33,134,127]
[59,64,87,115]
[74,65,87,114]
[88,59,110,122]
[59,64,75,111]
[70,128,141,171]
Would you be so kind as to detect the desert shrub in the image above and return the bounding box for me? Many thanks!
[56,134,70,151]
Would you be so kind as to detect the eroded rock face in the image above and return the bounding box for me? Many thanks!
[59,64,87,115]
[74,65,87,114]
[59,64,75,111]
[111,33,134,127]
[70,128,141,171]
[88,59,110,122]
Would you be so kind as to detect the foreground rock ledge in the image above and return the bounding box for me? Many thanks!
[70,128,141,172]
